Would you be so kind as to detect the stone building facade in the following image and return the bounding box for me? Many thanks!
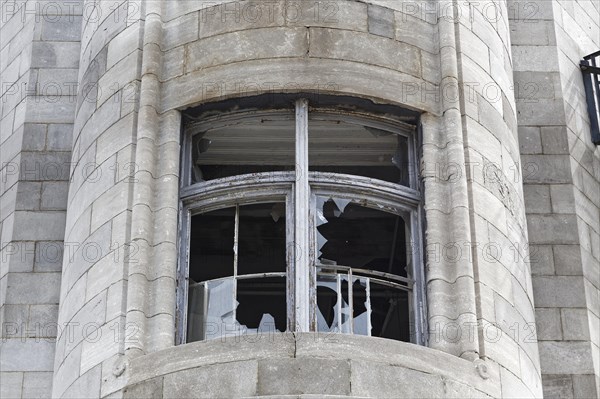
[0,0,598,398]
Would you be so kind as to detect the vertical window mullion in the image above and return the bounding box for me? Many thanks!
[294,99,310,331]
[232,204,240,323]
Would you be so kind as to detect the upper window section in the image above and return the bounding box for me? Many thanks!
[191,112,295,183]
[309,115,410,185]
[185,105,416,188]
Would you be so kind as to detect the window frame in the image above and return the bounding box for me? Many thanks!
[176,98,426,345]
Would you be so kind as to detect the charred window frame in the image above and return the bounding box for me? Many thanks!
[177,96,426,345]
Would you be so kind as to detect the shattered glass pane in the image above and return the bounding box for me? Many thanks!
[316,273,354,333]
[236,277,286,334]
[186,282,206,342]
[316,197,409,278]
[314,198,412,342]
[238,204,286,275]
[204,278,237,340]
[189,208,235,283]
[369,281,410,341]
[316,274,341,332]
[187,278,237,341]
[187,203,288,341]
[309,118,411,186]
[353,278,370,336]
[191,114,295,183]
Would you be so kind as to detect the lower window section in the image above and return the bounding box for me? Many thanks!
[187,275,287,342]
[316,268,411,342]
[185,198,414,343]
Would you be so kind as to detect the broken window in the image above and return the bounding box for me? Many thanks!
[178,96,425,345]
[186,204,288,341]
[314,197,413,341]
[309,115,412,186]
[190,112,295,183]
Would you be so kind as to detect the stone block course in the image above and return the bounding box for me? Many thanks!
[532,276,586,308]
[520,155,572,184]
[538,341,596,374]
[529,245,554,275]
[561,308,591,341]
[367,4,395,39]
[541,374,573,398]
[309,28,421,78]
[258,358,351,396]
[395,12,437,54]
[187,27,308,73]
[523,185,551,214]
[22,372,54,399]
[0,372,23,399]
[527,214,579,245]
[31,41,80,69]
[535,308,562,341]
[11,211,66,241]
[163,11,198,51]
[541,126,569,154]
[164,361,258,398]
[0,339,56,372]
[41,16,83,42]
[549,184,576,214]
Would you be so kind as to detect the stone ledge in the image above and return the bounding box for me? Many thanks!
[123,333,501,398]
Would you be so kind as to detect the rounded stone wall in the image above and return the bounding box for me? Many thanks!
[122,333,498,398]
[52,0,542,397]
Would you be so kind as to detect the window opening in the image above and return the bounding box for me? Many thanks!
[179,96,424,345]
[186,203,288,342]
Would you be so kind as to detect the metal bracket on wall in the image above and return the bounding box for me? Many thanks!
[581,50,600,146]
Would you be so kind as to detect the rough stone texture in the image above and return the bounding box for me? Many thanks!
[1,2,82,398]
[120,334,499,398]
[3,0,598,398]
[509,0,600,396]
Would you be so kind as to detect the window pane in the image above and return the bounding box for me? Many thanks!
[236,277,287,333]
[369,281,410,342]
[238,203,287,275]
[316,197,409,278]
[189,207,235,283]
[187,276,286,342]
[309,117,410,185]
[315,271,411,342]
[187,203,288,342]
[191,114,295,182]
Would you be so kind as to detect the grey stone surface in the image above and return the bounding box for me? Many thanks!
[535,309,563,341]
[553,245,584,275]
[532,276,587,308]
[367,4,395,39]
[0,372,23,399]
[523,185,551,213]
[22,372,54,399]
[123,377,163,399]
[541,374,573,398]
[541,126,569,155]
[258,358,350,396]
[163,361,258,398]
[527,214,579,245]
[572,374,599,398]
[2,1,599,398]
[309,28,421,77]
[561,308,591,341]
[538,341,596,375]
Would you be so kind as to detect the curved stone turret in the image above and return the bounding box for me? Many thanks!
[50,0,542,397]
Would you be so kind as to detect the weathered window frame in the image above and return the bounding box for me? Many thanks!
[176,98,426,345]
